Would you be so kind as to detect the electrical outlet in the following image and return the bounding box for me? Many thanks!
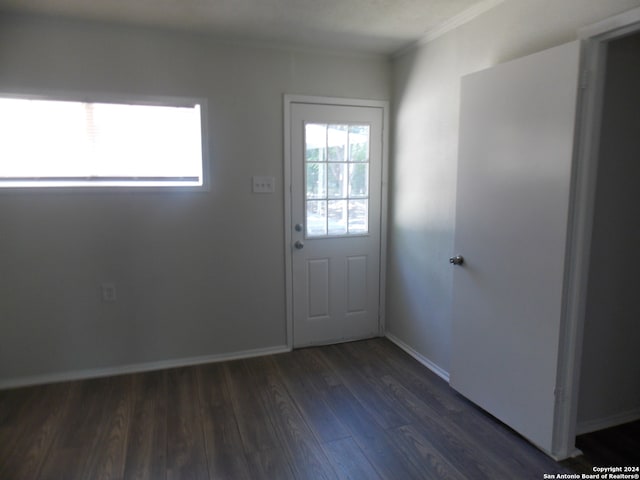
[101,283,117,302]
[252,176,275,193]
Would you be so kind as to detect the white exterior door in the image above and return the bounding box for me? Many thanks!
[289,102,384,347]
[450,41,581,455]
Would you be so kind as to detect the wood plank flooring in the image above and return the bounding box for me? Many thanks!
[0,338,635,479]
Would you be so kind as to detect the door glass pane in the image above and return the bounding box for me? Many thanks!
[348,200,368,234]
[328,200,348,235]
[328,163,347,198]
[305,124,326,162]
[348,163,368,198]
[306,163,326,199]
[306,200,327,236]
[327,125,347,162]
[348,125,369,162]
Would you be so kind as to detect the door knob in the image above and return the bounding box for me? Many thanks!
[294,223,303,232]
[294,240,304,250]
[449,255,464,265]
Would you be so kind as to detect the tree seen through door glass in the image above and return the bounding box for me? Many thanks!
[306,163,326,199]
[304,123,370,237]
[349,163,368,198]
[348,125,369,162]
[328,163,347,197]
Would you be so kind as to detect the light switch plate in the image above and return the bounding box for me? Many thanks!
[252,176,275,193]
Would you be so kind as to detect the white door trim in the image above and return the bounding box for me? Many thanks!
[553,6,640,460]
[283,95,389,349]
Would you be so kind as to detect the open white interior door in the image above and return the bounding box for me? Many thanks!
[450,41,581,456]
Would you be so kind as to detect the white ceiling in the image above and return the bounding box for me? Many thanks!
[0,0,490,55]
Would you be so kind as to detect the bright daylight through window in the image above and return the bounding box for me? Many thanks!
[305,123,370,237]
[0,95,205,188]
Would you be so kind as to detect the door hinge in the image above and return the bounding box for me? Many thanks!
[580,69,589,90]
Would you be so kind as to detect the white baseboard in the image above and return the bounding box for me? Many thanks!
[385,332,450,382]
[0,344,291,390]
[576,407,640,435]
[544,447,583,462]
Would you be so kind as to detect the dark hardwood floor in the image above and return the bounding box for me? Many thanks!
[0,338,636,479]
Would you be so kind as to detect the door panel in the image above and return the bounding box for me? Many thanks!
[346,255,367,313]
[450,41,581,454]
[308,259,330,318]
[291,103,383,347]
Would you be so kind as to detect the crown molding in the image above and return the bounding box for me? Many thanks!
[393,0,505,58]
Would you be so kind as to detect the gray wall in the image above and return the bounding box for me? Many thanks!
[0,14,390,383]
[388,0,640,374]
[577,32,640,430]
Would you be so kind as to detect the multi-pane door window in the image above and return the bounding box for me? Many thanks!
[304,123,370,237]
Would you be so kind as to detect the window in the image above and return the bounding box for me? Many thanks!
[304,123,370,237]
[0,94,206,188]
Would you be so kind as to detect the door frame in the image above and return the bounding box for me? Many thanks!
[283,95,390,350]
[553,6,640,460]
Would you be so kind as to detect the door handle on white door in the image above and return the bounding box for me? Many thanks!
[294,240,304,250]
[449,255,464,265]
[294,223,303,232]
